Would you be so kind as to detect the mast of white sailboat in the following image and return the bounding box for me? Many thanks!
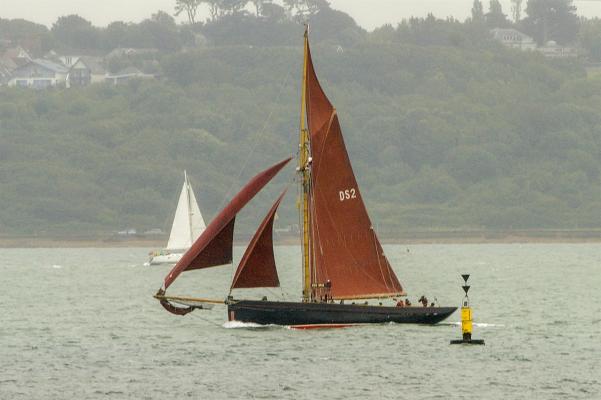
[184,170,194,246]
[298,26,312,302]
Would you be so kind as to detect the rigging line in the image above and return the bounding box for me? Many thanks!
[217,70,294,210]
[380,240,398,291]
[371,226,391,293]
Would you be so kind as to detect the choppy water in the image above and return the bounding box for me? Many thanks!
[1,244,600,399]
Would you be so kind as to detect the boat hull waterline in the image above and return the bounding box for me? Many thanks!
[149,252,184,265]
[228,300,456,326]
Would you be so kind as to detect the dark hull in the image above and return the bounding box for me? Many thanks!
[227,300,456,326]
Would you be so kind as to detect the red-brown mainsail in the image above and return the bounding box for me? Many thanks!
[230,189,287,290]
[305,43,405,299]
[162,157,291,290]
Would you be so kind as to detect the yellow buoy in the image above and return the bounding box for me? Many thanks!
[450,274,484,345]
[461,303,473,340]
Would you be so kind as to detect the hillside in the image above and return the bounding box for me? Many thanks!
[1,11,601,236]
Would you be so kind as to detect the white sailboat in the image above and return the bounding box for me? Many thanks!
[148,171,206,265]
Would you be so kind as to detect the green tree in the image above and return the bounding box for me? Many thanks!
[152,10,177,27]
[580,19,601,61]
[486,0,509,28]
[0,18,52,53]
[523,0,579,44]
[205,0,222,21]
[104,21,128,49]
[137,12,181,51]
[261,2,286,21]
[174,0,201,24]
[51,15,101,49]
[220,0,248,15]
[471,0,485,23]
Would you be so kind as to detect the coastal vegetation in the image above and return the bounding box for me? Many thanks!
[1,1,601,236]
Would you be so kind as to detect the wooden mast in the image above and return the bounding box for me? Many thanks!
[299,26,311,302]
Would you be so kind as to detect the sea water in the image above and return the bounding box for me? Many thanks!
[1,244,600,399]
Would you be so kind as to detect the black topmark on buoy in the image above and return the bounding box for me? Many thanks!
[450,274,484,345]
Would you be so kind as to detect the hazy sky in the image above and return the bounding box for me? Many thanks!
[2,0,600,30]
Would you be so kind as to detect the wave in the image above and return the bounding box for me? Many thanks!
[222,320,274,329]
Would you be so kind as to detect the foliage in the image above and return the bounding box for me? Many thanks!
[0,18,53,54]
[522,0,579,44]
[51,15,101,50]
[579,19,601,62]
[472,1,485,23]
[511,0,524,23]
[1,12,601,235]
[486,0,509,28]
[175,0,202,24]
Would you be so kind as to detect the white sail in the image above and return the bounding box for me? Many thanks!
[166,172,205,251]
[188,184,206,240]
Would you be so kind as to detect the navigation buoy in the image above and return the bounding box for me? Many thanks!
[450,274,484,345]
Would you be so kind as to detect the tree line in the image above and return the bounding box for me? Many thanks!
[470,0,580,45]
[0,2,600,235]
[1,0,599,60]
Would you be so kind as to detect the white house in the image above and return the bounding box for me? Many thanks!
[0,46,32,85]
[537,41,578,59]
[490,28,537,51]
[58,55,80,68]
[68,56,107,86]
[105,47,158,59]
[105,66,153,85]
[8,59,69,88]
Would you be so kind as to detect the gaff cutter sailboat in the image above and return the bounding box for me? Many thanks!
[154,29,456,326]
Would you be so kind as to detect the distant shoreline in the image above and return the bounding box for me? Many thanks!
[2,230,601,248]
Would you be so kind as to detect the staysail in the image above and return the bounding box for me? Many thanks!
[305,43,405,300]
[230,190,286,290]
[162,157,291,290]
[166,171,206,250]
